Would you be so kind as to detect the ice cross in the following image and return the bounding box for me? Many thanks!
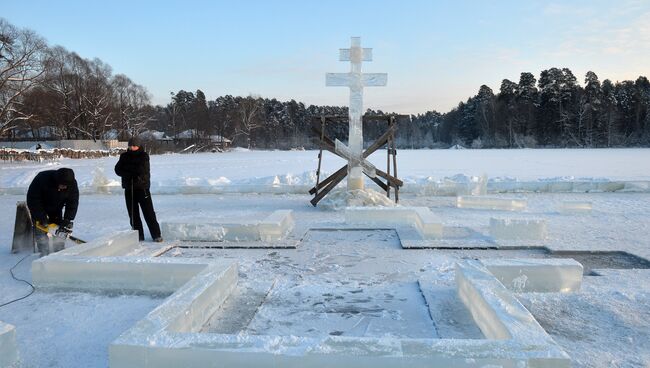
[326,37,387,190]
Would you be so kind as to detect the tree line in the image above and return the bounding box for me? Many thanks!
[434,70,650,148]
[2,18,649,149]
[1,19,152,141]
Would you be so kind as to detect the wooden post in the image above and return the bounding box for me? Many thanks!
[11,201,35,253]
[391,116,399,202]
[314,116,326,197]
[386,120,391,198]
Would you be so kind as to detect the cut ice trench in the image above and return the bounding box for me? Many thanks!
[199,279,485,339]
[158,230,487,340]
[418,248,650,275]
[161,229,650,342]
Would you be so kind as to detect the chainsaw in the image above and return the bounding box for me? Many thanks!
[35,222,86,244]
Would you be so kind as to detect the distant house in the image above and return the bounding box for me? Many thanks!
[102,130,120,140]
[174,129,231,150]
[175,129,198,140]
[208,135,232,149]
[8,125,61,140]
[0,126,125,150]
[140,130,173,142]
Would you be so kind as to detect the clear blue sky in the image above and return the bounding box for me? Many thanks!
[3,0,649,113]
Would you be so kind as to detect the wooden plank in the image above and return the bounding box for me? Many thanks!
[309,165,347,195]
[314,117,326,196]
[375,168,404,187]
[367,174,388,192]
[363,124,396,158]
[311,170,347,206]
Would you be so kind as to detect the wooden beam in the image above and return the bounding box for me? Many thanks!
[363,124,396,158]
[366,173,388,192]
[310,169,347,206]
[375,168,403,187]
[309,165,347,195]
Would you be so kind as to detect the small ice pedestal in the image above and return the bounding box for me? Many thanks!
[489,217,547,240]
[347,167,365,191]
[559,201,592,214]
[457,196,527,211]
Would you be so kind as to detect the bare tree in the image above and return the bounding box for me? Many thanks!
[83,58,113,140]
[234,95,263,148]
[0,18,47,135]
[42,46,76,137]
[112,74,153,137]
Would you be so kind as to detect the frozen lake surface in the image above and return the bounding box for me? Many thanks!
[1,149,649,367]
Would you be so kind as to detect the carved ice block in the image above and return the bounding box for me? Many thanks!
[258,210,295,242]
[57,230,140,257]
[345,207,442,238]
[0,321,18,367]
[482,258,583,292]
[162,210,294,242]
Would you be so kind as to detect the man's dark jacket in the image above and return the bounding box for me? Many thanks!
[26,168,79,225]
[114,149,151,190]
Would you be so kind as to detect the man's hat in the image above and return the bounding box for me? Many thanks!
[56,168,76,185]
[128,136,142,147]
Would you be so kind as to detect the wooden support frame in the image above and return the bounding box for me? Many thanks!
[309,115,405,206]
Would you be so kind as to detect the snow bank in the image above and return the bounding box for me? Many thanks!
[2,149,650,196]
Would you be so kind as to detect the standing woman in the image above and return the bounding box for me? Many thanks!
[114,137,163,242]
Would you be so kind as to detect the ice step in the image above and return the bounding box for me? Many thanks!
[482,258,583,292]
[559,201,592,214]
[345,206,443,238]
[161,210,294,242]
[58,230,140,257]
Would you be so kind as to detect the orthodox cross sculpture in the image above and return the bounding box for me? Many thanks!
[310,37,402,206]
[326,37,387,190]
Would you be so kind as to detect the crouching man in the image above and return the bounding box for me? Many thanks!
[26,168,79,255]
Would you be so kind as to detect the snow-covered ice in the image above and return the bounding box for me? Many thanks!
[1,149,650,367]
